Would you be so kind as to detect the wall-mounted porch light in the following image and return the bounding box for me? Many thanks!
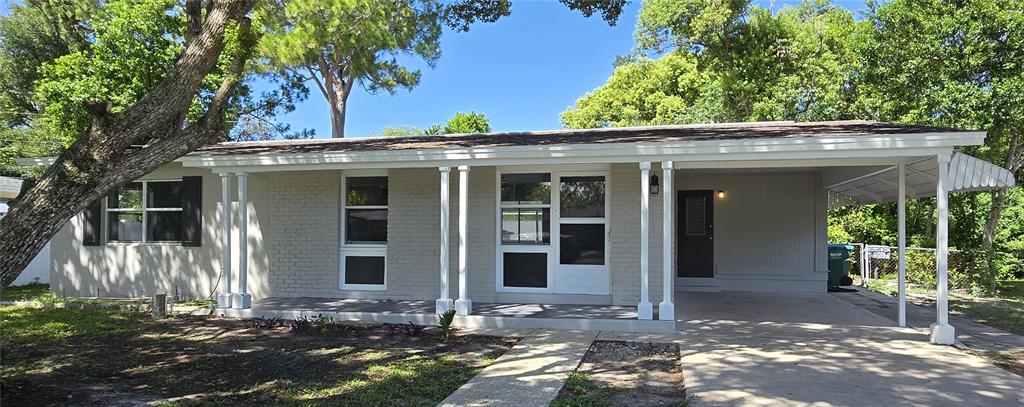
[717,190,726,199]
[650,174,660,194]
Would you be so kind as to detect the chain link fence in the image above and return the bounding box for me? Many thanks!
[845,244,984,292]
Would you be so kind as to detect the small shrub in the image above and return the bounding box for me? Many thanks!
[290,316,313,332]
[438,309,457,342]
[245,316,282,329]
[312,314,333,333]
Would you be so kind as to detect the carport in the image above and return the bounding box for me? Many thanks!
[673,291,1024,406]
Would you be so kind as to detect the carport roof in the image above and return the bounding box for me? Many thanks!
[826,152,1016,208]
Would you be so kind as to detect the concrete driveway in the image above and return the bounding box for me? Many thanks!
[675,292,1024,406]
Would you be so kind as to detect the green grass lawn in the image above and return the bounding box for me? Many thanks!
[0,282,51,302]
[0,305,513,406]
[866,278,1024,336]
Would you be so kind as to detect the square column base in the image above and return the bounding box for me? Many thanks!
[929,323,955,345]
[216,293,233,309]
[231,293,252,309]
[658,301,675,321]
[435,298,454,315]
[637,301,653,320]
[455,298,472,315]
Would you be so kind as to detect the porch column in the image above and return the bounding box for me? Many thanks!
[232,172,252,309]
[216,173,233,309]
[897,162,907,327]
[658,161,675,320]
[930,153,955,344]
[638,162,653,320]
[436,167,454,314]
[454,165,472,315]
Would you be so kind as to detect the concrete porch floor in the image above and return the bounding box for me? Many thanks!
[220,296,675,333]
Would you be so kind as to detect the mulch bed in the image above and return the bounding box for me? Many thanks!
[553,340,687,406]
[1,315,515,406]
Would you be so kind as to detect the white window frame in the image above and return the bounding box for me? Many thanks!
[104,179,183,246]
[495,165,610,294]
[339,170,388,291]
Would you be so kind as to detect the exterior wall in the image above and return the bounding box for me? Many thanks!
[257,167,497,302]
[608,163,668,306]
[675,170,826,292]
[50,163,223,298]
[49,161,823,303]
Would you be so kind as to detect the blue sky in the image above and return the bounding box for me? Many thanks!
[278,0,870,137]
[1,0,870,138]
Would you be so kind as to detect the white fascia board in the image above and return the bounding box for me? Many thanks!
[178,132,983,172]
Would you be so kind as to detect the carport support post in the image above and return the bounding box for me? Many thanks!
[216,173,232,309]
[436,167,454,314]
[897,163,907,327]
[638,162,653,320]
[930,153,955,344]
[232,172,251,309]
[454,165,473,315]
[658,161,675,320]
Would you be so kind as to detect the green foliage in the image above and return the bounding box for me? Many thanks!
[381,111,491,136]
[35,0,184,140]
[443,111,491,134]
[437,308,456,342]
[564,0,859,128]
[568,0,1024,281]
[256,0,444,97]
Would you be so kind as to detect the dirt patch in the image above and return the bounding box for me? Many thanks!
[968,349,1024,378]
[1,314,516,406]
[552,340,687,406]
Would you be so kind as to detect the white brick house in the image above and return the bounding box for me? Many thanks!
[30,120,1016,342]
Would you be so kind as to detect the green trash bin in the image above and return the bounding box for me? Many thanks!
[827,244,854,289]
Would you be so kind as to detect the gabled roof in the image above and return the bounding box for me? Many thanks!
[191,120,970,157]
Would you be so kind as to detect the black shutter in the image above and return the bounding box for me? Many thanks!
[82,200,102,246]
[181,176,203,246]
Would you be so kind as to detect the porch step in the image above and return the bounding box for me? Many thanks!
[218,308,676,334]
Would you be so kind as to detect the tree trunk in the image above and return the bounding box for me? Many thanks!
[328,75,353,138]
[329,100,347,138]
[981,127,1022,295]
[0,0,255,286]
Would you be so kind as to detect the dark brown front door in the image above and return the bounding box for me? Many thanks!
[677,190,714,278]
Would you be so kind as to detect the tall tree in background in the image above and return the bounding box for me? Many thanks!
[856,0,1024,291]
[381,110,491,136]
[254,0,507,138]
[563,0,858,127]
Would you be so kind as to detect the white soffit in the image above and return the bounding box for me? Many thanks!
[827,152,1016,208]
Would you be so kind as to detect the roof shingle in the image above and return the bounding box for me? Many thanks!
[192,120,970,157]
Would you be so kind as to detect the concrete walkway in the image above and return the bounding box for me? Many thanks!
[833,287,1024,352]
[438,329,597,407]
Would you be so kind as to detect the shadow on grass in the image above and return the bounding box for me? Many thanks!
[0,307,513,407]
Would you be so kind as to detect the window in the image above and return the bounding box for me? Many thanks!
[344,256,386,285]
[106,181,183,243]
[497,169,609,294]
[559,176,606,266]
[345,176,388,243]
[500,174,551,244]
[341,174,388,290]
